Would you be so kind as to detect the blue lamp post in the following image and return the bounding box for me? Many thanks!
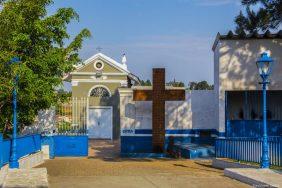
[256,52,273,169]
[9,57,21,169]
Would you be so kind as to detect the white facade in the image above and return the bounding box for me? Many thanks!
[119,88,217,137]
[213,36,282,134]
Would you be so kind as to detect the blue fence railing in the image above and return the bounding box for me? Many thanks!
[226,120,282,137]
[215,137,282,166]
[0,134,41,167]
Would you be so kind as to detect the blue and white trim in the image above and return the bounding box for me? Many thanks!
[121,129,225,154]
[121,129,222,137]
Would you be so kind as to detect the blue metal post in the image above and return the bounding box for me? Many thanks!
[9,75,19,168]
[0,133,3,168]
[256,52,273,168]
[261,79,270,168]
[49,136,55,159]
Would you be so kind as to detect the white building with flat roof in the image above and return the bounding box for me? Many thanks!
[212,31,282,137]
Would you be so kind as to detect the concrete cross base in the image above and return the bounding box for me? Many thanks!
[3,168,48,188]
[224,168,282,188]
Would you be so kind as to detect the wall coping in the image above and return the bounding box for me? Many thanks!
[131,86,185,90]
[118,88,133,96]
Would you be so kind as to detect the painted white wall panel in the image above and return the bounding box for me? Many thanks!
[119,88,217,135]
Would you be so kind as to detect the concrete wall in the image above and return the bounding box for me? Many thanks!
[190,90,217,130]
[214,39,282,134]
[119,88,217,153]
[119,88,217,135]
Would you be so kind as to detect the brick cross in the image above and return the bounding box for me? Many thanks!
[133,68,185,153]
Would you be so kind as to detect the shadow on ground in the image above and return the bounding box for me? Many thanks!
[37,139,249,188]
[87,139,183,162]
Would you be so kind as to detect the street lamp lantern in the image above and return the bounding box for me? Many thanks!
[256,52,273,169]
[9,56,21,169]
[256,52,273,79]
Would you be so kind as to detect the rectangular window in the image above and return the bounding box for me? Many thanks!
[226,90,282,120]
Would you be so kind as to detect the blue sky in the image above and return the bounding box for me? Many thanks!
[50,0,243,85]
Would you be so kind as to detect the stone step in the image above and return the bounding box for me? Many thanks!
[3,168,48,188]
[173,143,215,159]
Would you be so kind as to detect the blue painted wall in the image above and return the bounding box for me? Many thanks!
[16,134,41,158]
[225,91,282,138]
[53,135,88,157]
[227,120,282,137]
[121,136,152,153]
[0,134,41,167]
[42,135,88,157]
[2,139,11,165]
[121,129,219,153]
[41,136,55,159]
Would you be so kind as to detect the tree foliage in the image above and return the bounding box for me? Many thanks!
[139,79,185,87]
[235,0,282,34]
[0,0,91,133]
[140,79,152,86]
[167,79,185,87]
[188,81,213,90]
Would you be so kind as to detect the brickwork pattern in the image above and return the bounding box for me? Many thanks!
[133,68,185,153]
[152,69,166,152]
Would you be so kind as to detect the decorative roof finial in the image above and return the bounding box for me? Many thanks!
[121,53,127,70]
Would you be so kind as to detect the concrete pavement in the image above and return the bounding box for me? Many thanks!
[37,139,249,188]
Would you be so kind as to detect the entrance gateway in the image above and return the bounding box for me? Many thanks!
[88,106,113,139]
[68,53,141,140]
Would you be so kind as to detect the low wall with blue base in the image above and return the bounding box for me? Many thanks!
[121,129,219,154]
[0,134,41,168]
[42,135,88,158]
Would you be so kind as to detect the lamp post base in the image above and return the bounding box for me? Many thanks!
[9,160,19,169]
[260,159,270,169]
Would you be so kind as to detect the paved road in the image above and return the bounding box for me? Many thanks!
[37,140,249,188]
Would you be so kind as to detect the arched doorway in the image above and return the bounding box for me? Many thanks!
[88,85,113,139]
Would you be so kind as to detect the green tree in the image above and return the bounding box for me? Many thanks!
[0,0,91,133]
[140,79,152,86]
[188,81,213,90]
[235,0,282,34]
[167,79,185,87]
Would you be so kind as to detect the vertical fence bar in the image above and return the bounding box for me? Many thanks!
[55,97,92,136]
[76,97,78,134]
[77,98,79,134]
[73,97,75,133]
[84,97,87,135]
[0,133,3,168]
[215,137,282,166]
[277,137,280,166]
[86,97,89,135]
[279,138,282,166]
[64,102,66,134]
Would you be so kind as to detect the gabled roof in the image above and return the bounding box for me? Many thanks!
[74,52,129,74]
[212,30,282,51]
[64,52,141,83]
